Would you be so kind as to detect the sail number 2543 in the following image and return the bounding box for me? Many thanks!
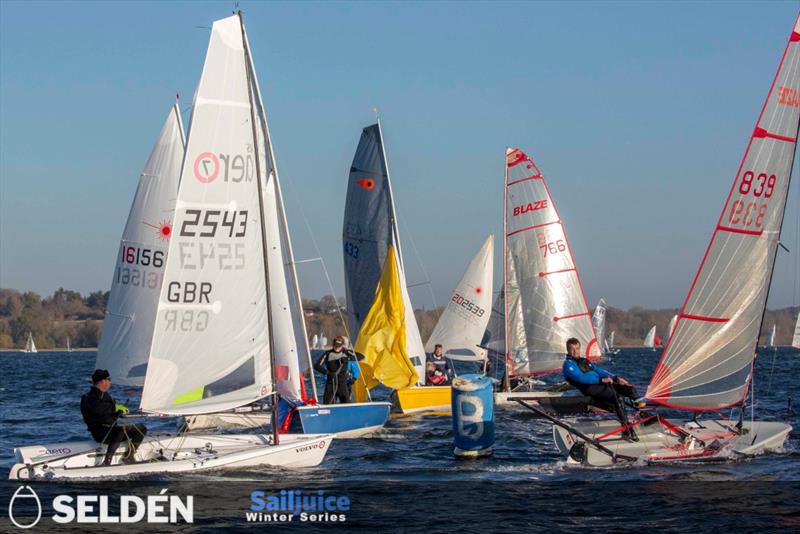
[179,209,248,238]
[728,171,777,228]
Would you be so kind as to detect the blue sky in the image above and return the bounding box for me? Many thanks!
[1,1,798,310]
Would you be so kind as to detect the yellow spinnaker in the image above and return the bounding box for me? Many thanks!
[354,246,419,402]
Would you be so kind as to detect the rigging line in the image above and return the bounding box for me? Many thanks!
[394,207,440,319]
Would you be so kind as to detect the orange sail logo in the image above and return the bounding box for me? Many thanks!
[355,178,376,190]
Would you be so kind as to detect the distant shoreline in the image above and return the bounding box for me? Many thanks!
[0,348,96,353]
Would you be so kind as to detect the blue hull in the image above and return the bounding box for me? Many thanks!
[295,402,391,437]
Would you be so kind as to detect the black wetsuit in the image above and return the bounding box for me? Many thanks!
[314,349,353,404]
[80,386,147,465]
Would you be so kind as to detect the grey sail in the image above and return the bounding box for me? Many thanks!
[342,124,394,340]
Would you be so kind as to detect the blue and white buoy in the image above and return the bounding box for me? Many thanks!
[451,373,494,458]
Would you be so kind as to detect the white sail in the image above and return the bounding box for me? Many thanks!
[643,326,656,348]
[666,314,678,343]
[141,15,273,415]
[319,334,328,349]
[647,17,800,410]
[768,324,777,347]
[66,337,71,352]
[503,148,601,375]
[96,104,185,386]
[592,299,608,356]
[25,333,37,353]
[311,334,319,350]
[793,311,800,349]
[425,235,494,361]
[607,331,615,350]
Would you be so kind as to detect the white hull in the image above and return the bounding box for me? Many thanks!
[9,432,333,480]
[552,416,791,467]
[494,389,572,405]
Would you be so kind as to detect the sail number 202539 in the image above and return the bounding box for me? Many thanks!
[728,171,777,229]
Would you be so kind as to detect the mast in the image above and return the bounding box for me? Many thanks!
[242,25,318,403]
[239,11,279,445]
[502,148,511,393]
[376,118,405,267]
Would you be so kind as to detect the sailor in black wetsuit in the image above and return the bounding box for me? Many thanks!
[314,336,353,404]
[80,369,147,465]
[562,338,641,440]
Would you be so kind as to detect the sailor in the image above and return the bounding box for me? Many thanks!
[562,338,641,440]
[426,344,452,385]
[425,362,449,386]
[80,369,147,465]
[314,336,353,404]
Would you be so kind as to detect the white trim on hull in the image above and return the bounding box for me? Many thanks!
[552,417,791,467]
[9,433,333,480]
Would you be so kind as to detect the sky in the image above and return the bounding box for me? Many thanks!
[1,0,799,311]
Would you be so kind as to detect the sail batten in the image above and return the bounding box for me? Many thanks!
[502,148,600,376]
[646,16,800,410]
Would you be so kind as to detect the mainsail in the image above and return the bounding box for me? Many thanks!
[768,324,777,348]
[647,17,800,410]
[24,333,36,353]
[644,326,657,348]
[141,15,275,415]
[793,311,800,349]
[503,148,600,375]
[607,331,615,351]
[425,235,494,361]
[592,299,608,356]
[342,122,425,379]
[96,104,185,386]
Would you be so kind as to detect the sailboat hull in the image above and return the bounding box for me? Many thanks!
[179,402,391,439]
[392,386,452,414]
[9,433,333,480]
[552,416,791,467]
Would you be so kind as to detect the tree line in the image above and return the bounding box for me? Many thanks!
[0,287,796,350]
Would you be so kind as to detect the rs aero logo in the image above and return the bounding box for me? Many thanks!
[8,485,42,529]
[193,148,256,184]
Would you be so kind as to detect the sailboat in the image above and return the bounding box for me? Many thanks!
[23,333,36,353]
[767,323,777,348]
[605,330,620,355]
[424,235,494,370]
[482,148,601,412]
[545,15,799,466]
[94,102,185,385]
[592,299,608,356]
[342,121,435,414]
[66,337,72,353]
[9,13,333,480]
[643,325,657,350]
[793,311,800,349]
[666,314,678,344]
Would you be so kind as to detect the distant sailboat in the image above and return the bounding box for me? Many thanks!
[425,235,494,367]
[547,14,798,466]
[793,311,800,349]
[605,330,620,355]
[66,337,72,353]
[310,334,319,350]
[24,333,37,354]
[666,314,678,343]
[643,325,657,350]
[592,299,609,357]
[767,323,777,348]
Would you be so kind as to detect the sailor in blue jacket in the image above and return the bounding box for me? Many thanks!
[563,337,640,440]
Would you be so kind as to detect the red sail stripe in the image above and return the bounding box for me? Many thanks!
[680,313,730,323]
[753,126,796,143]
[538,267,576,277]
[553,312,590,322]
[507,174,543,186]
[506,220,560,237]
[716,225,764,236]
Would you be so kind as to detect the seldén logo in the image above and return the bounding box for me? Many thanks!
[7,486,193,528]
[8,485,42,529]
